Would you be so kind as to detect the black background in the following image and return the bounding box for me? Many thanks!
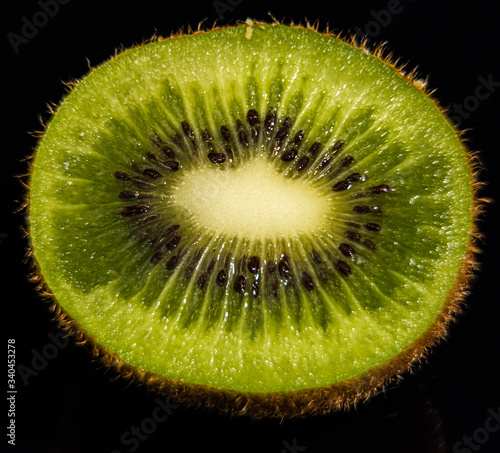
[2,1,500,452]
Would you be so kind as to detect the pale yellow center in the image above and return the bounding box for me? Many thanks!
[173,159,330,240]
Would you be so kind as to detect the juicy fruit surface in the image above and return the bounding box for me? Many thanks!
[30,24,472,393]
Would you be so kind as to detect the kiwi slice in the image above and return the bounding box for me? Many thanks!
[28,22,478,417]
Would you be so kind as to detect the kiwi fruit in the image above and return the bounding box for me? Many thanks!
[27,21,479,417]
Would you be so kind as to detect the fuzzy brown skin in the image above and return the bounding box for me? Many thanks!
[23,20,486,419]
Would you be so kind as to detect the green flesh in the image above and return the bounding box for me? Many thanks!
[30,24,472,393]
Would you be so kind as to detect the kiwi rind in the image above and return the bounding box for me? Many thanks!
[24,20,482,418]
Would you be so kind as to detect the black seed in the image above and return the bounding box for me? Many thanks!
[248,256,260,274]
[365,223,381,232]
[340,156,354,168]
[166,235,181,251]
[114,171,131,181]
[369,184,390,194]
[283,117,292,128]
[267,260,277,274]
[251,127,259,142]
[301,272,314,291]
[337,260,352,276]
[276,126,288,142]
[281,148,298,162]
[319,156,332,169]
[150,252,164,264]
[234,275,246,293]
[311,249,322,264]
[345,231,361,242]
[162,146,176,159]
[220,125,231,141]
[293,130,304,144]
[143,168,162,179]
[147,152,158,162]
[216,270,226,287]
[333,180,350,191]
[372,206,383,213]
[339,243,355,257]
[363,240,377,249]
[163,161,180,171]
[353,205,371,213]
[165,224,180,236]
[119,191,139,199]
[247,109,259,126]
[197,272,207,289]
[278,259,290,278]
[239,129,248,146]
[347,173,362,183]
[181,121,194,139]
[208,152,226,164]
[166,255,179,270]
[121,204,150,217]
[264,112,276,132]
[251,279,259,297]
[201,129,212,142]
[270,283,278,298]
[332,140,345,151]
[309,142,321,155]
[296,155,309,172]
